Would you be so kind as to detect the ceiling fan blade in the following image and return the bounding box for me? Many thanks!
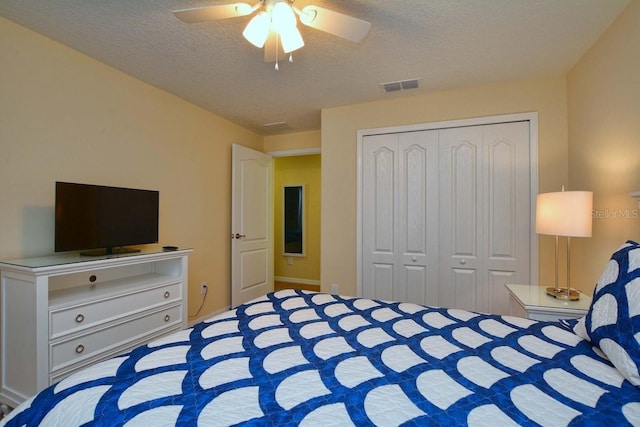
[297,5,371,42]
[173,3,254,24]
[263,31,285,63]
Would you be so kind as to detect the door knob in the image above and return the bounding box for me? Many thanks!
[233,233,246,239]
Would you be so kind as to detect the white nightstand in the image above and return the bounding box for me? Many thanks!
[505,284,592,321]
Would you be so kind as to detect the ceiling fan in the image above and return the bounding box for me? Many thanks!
[173,0,371,67]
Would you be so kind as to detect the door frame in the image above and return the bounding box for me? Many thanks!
[355,112,539,297]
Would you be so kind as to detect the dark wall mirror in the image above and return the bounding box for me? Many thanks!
[283,185,304,256]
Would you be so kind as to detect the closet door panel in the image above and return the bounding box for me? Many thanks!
[487,139,515,258]
[483,122,530,313]
[371,264,395,302]
[397,131,439,305]
[362,135,398,300]
[488,269,516,315]
[451,141,480,258]
[452,268,478,312]
[439,127,483,310]
[402,266,427,304]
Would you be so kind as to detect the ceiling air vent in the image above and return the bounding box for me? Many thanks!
[381,78,421,93]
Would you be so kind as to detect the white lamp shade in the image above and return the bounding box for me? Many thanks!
[280,26,304,53]
[271,2,297,33]
[536,191,593,237]
[243,12,270,48]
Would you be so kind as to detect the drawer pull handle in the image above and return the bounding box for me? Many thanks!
[75,314,85,323]
[75,344,85,354]
[164,314,171,322]
[164,291,170,299]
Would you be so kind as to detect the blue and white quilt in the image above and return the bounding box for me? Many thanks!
[3,290,640,426]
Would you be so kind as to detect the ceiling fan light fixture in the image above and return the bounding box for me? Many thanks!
[271,2,297,32]
[243,11,270,48]
[295,7,317,26]
[235,3,259,16]
[280,26,304,53]
[175,1,371,64]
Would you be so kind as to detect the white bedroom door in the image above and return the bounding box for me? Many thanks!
[231,144,273,308]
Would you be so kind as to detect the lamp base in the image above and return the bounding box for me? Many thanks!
[546,287,580,301]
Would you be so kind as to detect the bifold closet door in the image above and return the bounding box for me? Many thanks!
[438,122,531,314]
[361,120,531,314]
[361,131,439,305]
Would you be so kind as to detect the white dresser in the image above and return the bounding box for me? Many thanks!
[0,248,191,407]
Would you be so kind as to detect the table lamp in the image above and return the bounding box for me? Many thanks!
[536,187,593,300]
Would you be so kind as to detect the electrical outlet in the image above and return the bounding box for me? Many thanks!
[287,257,293,265]
[200,282,208,295]
[331,283,339,294]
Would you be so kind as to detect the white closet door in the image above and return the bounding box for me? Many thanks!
[360,120,531,314]
[397,131,439,304]
[361,131,439,304]
[483,122,531,314]
[439,122,530,313]
[438,126,484,312]
[362,134,397,301]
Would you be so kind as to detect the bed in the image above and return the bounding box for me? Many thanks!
[3,241,640,426]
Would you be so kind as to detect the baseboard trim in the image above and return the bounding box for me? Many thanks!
[275,276,320,286]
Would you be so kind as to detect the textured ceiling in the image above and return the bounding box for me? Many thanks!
[0,0,630,135]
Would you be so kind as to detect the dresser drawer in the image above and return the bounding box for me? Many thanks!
[50,304,183,373]
[50,281,182,339]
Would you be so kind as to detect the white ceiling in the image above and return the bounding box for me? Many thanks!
[0,0,630,135]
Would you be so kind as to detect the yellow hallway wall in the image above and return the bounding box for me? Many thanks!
[321,77,569,297]
[0,17,263,318]
[568,0,640,292]
[273,155,321,283]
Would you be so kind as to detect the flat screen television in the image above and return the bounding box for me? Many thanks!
[55,182,159,256]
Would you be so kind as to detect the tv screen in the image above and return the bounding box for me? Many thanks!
[55,182,159,255]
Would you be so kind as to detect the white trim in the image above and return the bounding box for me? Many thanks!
[528,114,540,286]
[356,112,540,298]
[356,130,364,299]
[268,147,321,157]
[274,276,321,286]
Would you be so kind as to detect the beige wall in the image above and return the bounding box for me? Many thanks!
[264,130,321,153]
[321,77,569,296]
[568,0,640,292]
[4,0,635,315]
[0,17,263,318]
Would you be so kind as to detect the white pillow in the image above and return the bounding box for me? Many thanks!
[583,241,640,385]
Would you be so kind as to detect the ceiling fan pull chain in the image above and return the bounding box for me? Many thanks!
[274,31,280,70]
[289,53,293,63]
